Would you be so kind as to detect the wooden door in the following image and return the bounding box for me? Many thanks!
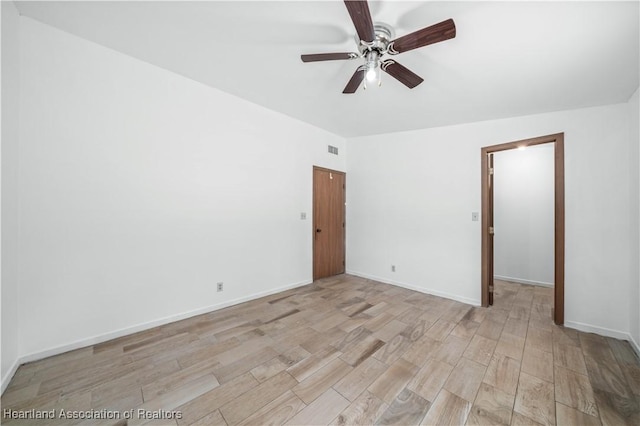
[313,167,345,280]
[488,153,495,306]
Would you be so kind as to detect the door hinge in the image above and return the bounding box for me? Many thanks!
[488,167,494,175]
[342,260,345,266]
[489,226,495,235]
[489,285,494,293]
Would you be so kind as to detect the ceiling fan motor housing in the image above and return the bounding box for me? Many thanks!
[358,22,395,57]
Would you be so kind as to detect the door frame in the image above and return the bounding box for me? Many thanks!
[481,133,565,325]
[312,166,346,281]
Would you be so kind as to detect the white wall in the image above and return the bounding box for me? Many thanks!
[1,1,21,392]
[6,6,639,379]
[629,86,639,351]
[17,17,345,359]
[493,145,555,286]
[347,102,633,338]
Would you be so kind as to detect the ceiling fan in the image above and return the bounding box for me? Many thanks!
[301,0,456,93]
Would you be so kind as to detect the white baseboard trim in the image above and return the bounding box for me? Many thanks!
[494,275,554,288]
[3,278,312,394]
[1,359,21,395]
[564,320,640,357]
[629,334,640,359]
[346,270,481,307]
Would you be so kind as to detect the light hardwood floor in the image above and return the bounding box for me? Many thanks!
[2,276,639,425]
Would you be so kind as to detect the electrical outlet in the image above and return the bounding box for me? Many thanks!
[300,212,306,220]
[217,282,224,292]
[391,265,396,272]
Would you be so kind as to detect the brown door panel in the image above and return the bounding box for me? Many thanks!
[313,167,346,280]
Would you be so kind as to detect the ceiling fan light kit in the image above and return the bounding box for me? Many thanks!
[301,0,456,94]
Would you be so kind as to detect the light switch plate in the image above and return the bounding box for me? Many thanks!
[472,212,479,221]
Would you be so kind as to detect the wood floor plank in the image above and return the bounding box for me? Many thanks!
[503,318,528,339]
[407,358,454,403]
[250,346,310,383]
[607,338,639,366]
[190,409,227,426]
[0,382,40,407]
[141,359,220,402]
[339,335,385,367]
[329,391,387,426]
[373,334,412,365]
[421,389,472,426]
[555,403,601,426]
[372,319,409,342]
[444,357,487,403]
[219,370,297,425]
[467,383,515,426]
[286,346,342,382]
[177,337,241,369]
[236,390,305,426]
[333,356,388,402]
[510,411,545,426]
[212,337,276,368]
[401,335,442,367]
[554,365,599,418]
[425,319,457,342]
[483,352,521,396]
[368,358,420,404]
[311,311,351,333]
[621,363,640,396]
[362,312,394,332]
[592,388,640,426]
[432,335,469,367]
[5,276,640,426]
[584,354,633,398]
[464,334,498,366]
[451,319,480,341]
[331,326,372,352]
[553,342,588,375]
[213,346,279,384]
[513,372,555,426]
[130,374,219,426]
[300,327,346,354]
[376,388,431,425]
[292,358,352,404]
[175,373,258,425]
[476,319,505,341]
[285,388,350,426]
[525,328,553,353]
[495,332,526,361]
[580,334,617,363]
[521,347,554,383]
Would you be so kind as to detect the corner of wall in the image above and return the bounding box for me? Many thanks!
[1,0,22,394]
[628,86,640,350]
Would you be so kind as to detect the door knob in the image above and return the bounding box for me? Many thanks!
[316,228,322,233]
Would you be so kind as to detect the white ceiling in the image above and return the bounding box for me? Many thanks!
[14,1,640,137]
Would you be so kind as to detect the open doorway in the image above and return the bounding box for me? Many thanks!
[492,144,555,315]
[481,133,565,324]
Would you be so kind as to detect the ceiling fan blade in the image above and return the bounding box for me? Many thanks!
[344,1,375,43]
[388,18,456,54]
[343,67,366,94]
[381,60,424,89]
[301,53,360,63]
